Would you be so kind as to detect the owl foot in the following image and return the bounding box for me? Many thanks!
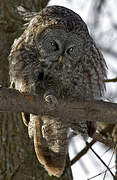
[44,93,58,110]
[44,94,58,104]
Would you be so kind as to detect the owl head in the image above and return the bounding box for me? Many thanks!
[9,5,106,98]
[19,5,91,71]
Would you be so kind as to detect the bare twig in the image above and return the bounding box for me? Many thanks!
[71,131,115,166]
[103,151,114,180]
[71,139,96,166]
[87,166,115,180]
[93,132,116,149]
[104,77,117,83]
[89,145,115,178]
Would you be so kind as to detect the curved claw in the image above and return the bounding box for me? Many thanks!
[44,94,58,105]
[44,94,58,111]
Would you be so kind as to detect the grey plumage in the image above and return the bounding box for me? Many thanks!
[9,5,107,177]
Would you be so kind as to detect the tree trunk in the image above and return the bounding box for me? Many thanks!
[0,1,73,179]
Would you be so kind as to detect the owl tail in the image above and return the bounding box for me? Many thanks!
[33,115,68,177]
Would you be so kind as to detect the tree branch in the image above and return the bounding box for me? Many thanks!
[71,131,116,166]
[71,139,96,166]
[0,87,117,127]
[104,77,117,83]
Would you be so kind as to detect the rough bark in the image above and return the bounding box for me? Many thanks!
[0,88,117,125]
[0,1,73,180]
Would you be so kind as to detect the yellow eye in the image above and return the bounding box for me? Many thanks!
[50,41,55,46]
[67,47,73,55]
[69,47,73,52]
[50,41,59,51]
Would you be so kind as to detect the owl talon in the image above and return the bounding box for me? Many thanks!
[44,94,58,107]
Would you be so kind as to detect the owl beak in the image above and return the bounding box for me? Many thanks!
[58,56,63,63]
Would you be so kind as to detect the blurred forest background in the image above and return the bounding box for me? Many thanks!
[0,0,117,179]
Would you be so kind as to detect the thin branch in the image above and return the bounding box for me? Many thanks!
[101,148,111,157]
[115,145,117,177]
[87,166,115,180]
[103,151,114,180]
[71,131,115,166]
[89,145,115,178]
[93,132,116,149]
[71,139,96,166]
[104,77,117,83]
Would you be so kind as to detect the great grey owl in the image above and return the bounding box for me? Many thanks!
[9,5,106,177]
